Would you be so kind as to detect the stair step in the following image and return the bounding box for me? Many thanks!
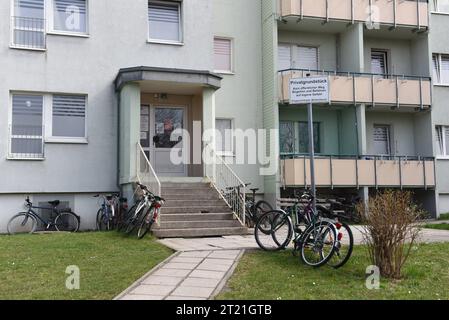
[162,213,235,221]
[163,193,221,200]
[163,206,232,214]
[153,227,249,239]
[162,188,220,195]
[163,200,226,207]
[158,220,242,229]
[162,183,211,189]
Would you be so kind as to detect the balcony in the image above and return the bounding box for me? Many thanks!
[281,155,435,189]
[11,16,46,50]
[279,0,429,29]
[279,69,432,110]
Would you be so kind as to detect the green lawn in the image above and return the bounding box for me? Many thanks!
[0,232,173,300]
[438,213,449,221]
[217,243,449,300]
[424,223,449,231]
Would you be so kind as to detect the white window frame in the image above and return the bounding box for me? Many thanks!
[214,36,234,74]
[371,49,389,75]
[10,0,47,51]
[433,53,449,86]
[47,0,90,36]
[436,125,449,158]
[433,0,449,14]
[278,43,293,71]
[215,118,234,157]
[8,91,88,159]
[147,0,184,45]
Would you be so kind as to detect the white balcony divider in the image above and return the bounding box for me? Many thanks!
[206,146,246,226]
[136,143,161,225]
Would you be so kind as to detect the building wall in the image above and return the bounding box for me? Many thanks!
[213,0,264,191]
[364,38,413,75]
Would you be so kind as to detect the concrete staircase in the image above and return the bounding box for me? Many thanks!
[152,182,248,238]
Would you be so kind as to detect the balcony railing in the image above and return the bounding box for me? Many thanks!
[281,154,435,189]
[8,125,45,159]
[11,16,46,50]
[278,0,429,29]
[279,69,432,109]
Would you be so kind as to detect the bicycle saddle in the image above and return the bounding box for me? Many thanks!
[250,188,259,193]
[48,200,60,207]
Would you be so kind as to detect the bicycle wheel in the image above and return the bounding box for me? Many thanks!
[137,208,155,239]
[118,203,137,232]
[254,200,273,221]
[300,221,337,268]
[7,213,37,235]
[54,212,80,232]
[255,210,293,251]
[125,206,144,235]
[96,208,109,231]
[327,222,354,269]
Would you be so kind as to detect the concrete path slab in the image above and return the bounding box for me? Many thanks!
[115,250,244,301]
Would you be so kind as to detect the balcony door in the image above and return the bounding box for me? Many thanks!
[373,125,391,156]
[140,105,187,177]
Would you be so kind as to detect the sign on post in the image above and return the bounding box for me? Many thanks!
[289,76,330,104]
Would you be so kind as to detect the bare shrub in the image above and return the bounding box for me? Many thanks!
[357,190,422,279]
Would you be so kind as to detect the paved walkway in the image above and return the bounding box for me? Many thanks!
[115,250,243,300]
[158,226,449,252]
[115,224,449,300]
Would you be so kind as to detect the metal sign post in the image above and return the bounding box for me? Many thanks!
[289,76,330,212]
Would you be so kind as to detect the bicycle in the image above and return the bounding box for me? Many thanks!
[94,193,119,231]
[255,192,338,268]
[7,197,80,234]
[122,183,165,239]
[224,183,273,228]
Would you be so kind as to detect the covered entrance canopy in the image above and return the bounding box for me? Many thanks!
[114,67,222,195]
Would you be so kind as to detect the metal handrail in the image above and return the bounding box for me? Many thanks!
[206,148,246,226]
[136,143,162,225]
[8,124,45,159]
[280,153,435,161]
[11,16,46,49]
[278,68,431,81]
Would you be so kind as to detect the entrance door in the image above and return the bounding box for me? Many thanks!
[141,105,187,177]
[373,125,391,155]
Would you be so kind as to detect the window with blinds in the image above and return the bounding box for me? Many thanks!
[52,95,86,138]
[10,94,44,158]
[52,0,88,33]
[278,45,292,71]
[296,46,318,70]
[214,38,232,72]
[12,0,45,48]
[148,1,182,42]
[432,54,449,84]
[371,50,388,75]
[436,126,449,156]
[373,125,391,155]
[215,119,233,154]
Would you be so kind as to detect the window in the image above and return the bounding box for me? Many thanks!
[436,126,449,156]
[296,46,318,70]
[214,38,232,73]
[12,0,46,49]
[9,92,87,159]
[433,53,449,84]
[10,94,44,158]
[52,95,86,138]
[279,121,320,154]
[52,0,88,34]
[434,0,449,13]
[371,50,388,75]
[278,44,292,71]
[148,1,182,43]
[277,44,318,71]
[373,125,391,155]
[216,119,233,155]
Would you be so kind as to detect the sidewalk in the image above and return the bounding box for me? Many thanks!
[115,249,243,300]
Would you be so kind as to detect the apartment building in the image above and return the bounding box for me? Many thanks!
[263,0,439,216]
[0,0,264,234]
[0,0,446,235]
